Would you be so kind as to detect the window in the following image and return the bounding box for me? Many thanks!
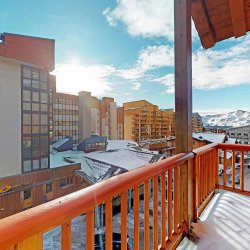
[23,160,32,172]
[22,65,50,172]
[23,189,32,200]
[46,183,53,193]
[23,90,31,102]
[60,177,73,188]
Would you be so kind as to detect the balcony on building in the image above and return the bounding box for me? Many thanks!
[1,0,250,250]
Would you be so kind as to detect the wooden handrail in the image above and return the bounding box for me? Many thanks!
[218,143,250,151]
[0,152,193,249]
[193,143,218,155]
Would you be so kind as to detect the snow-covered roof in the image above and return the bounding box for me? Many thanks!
[106,140,138,150]
[50,140,163,183]
[193,132,226,143]
[85,149,162,171]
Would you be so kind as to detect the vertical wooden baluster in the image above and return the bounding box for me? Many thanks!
[232,150,236,190]
[193,156,198,223]
[153,176,158,250]
[105,200,113,250]
[179,165,183,228]
[223,150,227,187]
[216,148,219,187]
[167,169,173,240]
[201,156,204,202]
[161,173,166,248]
[144,180,150,250]
[197,156,200,207]
[204,155,207,197]
[121,192,127,250]
[62,220,72,250]
[240,151,245,191]
[134,185,140,250]
[174,166,179,234]
[86,210,94,250]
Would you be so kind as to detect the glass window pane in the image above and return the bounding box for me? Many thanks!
[23,114,31,125]
[23,90,31,102]
[22,67,31,78]
[41,114,48,125]
[23,126,31,134]
[23,102,31,111]
[33,159,40,169]
[41,104,48,112]
[32,136,40,148]
[32,114,40,125]
[40,71,48,82]
[41,147,48,157]
[32,92,39,102]
[32,103,40,111]
[23,79,31,88]
[23,136,31,148]
[41,159,48,169]
[32,80,39,89]
[32,70,39,80]
[32,125,40,134]
[40,81,47,90]
[41,93,48,103]
[33,148,40,158]
[23,160,32,172]
[41,136,48,147]
[23,148,32,159]
[41,125,48,133]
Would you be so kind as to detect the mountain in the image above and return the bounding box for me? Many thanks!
[202,110,250,127]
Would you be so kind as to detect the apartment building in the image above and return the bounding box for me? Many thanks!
[117,107,124,140]
[52,90,118,143]
[0,33,87,218]
[227,125,250,144]
[192,112,204,132]
[123,100,203,142]
[53,92,79,144]
[162,108,175,136]
[123,100,167,142]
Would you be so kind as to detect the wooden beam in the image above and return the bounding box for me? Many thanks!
[175,0,193,153]
[192,0,216,48]
[229,0,247,38]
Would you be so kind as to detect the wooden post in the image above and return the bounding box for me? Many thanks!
[174,0,193,230]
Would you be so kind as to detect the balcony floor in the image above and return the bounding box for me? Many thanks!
[178,191,250,250]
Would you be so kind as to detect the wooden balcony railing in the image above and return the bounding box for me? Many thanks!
[217,143,250,196]
[193,143,218,220]
[0,153,193,250]
[1,142,249,250]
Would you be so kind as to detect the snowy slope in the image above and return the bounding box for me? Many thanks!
[202,110,250,127]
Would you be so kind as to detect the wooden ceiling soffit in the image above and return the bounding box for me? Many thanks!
[228,0,246,38]
[192,0,216,49]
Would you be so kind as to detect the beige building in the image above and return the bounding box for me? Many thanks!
[123,100,169,142]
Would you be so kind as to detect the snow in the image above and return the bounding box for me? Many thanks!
[177,191,250,250]
[106,140,138,150]
[202,110,250,127]
[50,141,162,182]
[193,132,226,143]
[85,149,161,171]
[52,137,70,149]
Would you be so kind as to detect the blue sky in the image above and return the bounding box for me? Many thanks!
[1,0,249,115]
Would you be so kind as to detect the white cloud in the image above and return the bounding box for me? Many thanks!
[132,82,141,90]
[53,64,114,96]
[153,74,175,93]
[116,44,174,81]
[103,0,174,40]
[193,37,250,90]
[153,36,250,92]
[137,45,174,70]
